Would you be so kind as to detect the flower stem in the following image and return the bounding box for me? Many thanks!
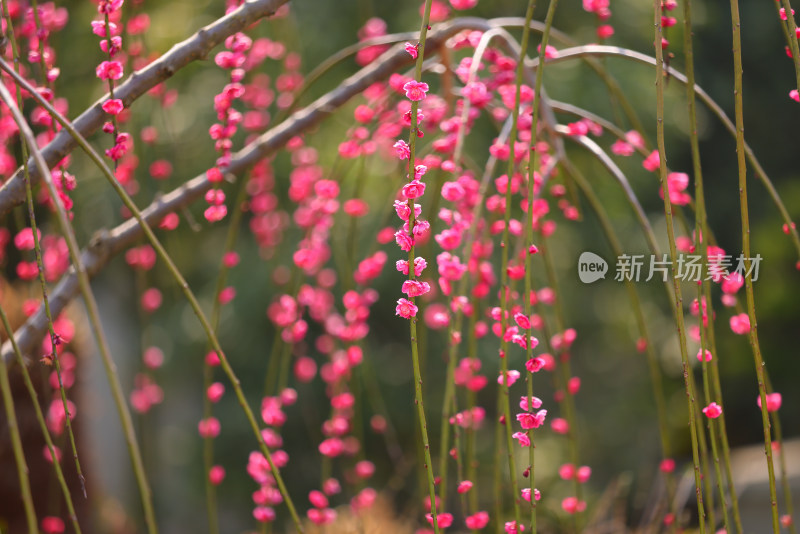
[0,304,83,533]
[683,0,741,529]
[653,2,706,531]
[728,0,781,531]
[0,329,39,533]
[524,0,559,527]
[405,1,440,531]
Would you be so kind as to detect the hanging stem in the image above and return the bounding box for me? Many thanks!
[728,0,781,531]
[653,2,707,532]
[404,1,440,531]
[523,0,558,528]
[202,176,250,534]
[0,60,304,533]
[0,331,39,533]
[0,302,83,533]
[682,0,740,530]
[495,3,539,530]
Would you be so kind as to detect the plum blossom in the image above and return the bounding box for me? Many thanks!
[403,80,429,101]
[702,402,722,419]
[396,298,419,318]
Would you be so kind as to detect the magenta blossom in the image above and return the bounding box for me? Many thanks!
[395,298,419,318]
[403,80,429,101]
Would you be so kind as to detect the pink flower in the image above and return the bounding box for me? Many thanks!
[435,228,462,250]
[722,272,744,294]
[403,80,429,101]
[41,517,65,534]
[91,20,117,37]
[425,512,453,528]
[413,257,427,276]
[562,496,586,514]
[791,90,800,102]
[450,0,478,9]
[294,357,317,383]
[402,180,426,199]
[309,490,329,508]
[462,81,490,107]
[504,520,525,533]
[354,460,375,479]
[625,130,645,148]
[521,488,541,502]
[404,42,418,59]
[198,417,221,438]
[512,431,530,447]
[396,298,419,318]
[96,60,123,80]
[401,280,431,297]
[101,98,124,115]
[559,463,576,480]
[394,230,414,251]
[697,349,712,362]
[323,478,341,495]
[516,409,546,429]
[642,149,660,172]
[457,480,473,493]
[513,312,531,329]
[525,357,546,373]
[319,437,344,457]
[551,417,569,434]
[393,139,411,159]
[465,511,490,529]
[498,370,521,386]
[597,24,614,39]
[660,458,675,472]
[702,402,722,419]
[98,0,124,14]
[577,465,592,483]
[729,313,750,335]
[425,0,451,22]
[207,167,224,183]
[204,204,228,222]
[393,199,413,221]
[253,506,276,523]
[612,139,635,156]
[143,347,164,369]
[141,288,162,313]
[757,392,782,412]
[207,382,225,403]
[519,395,542,411]
[14,228,40,250]
[209,465,226,485]
[660,172,691,205]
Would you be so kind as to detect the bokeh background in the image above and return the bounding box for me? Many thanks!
[5,0,799,532]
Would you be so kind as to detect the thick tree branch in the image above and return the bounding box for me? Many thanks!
[0,0,289,216]
[2,17,486,365]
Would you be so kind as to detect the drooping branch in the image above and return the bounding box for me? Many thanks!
[0,0,290,216]
[1,16,486,365]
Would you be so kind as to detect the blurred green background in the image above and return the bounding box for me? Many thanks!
[11,0,799,531]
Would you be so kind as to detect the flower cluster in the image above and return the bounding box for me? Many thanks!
[583,0,615,40]
[92,0,130,163]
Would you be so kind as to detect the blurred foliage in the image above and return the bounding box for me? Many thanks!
[7,0,799,531]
